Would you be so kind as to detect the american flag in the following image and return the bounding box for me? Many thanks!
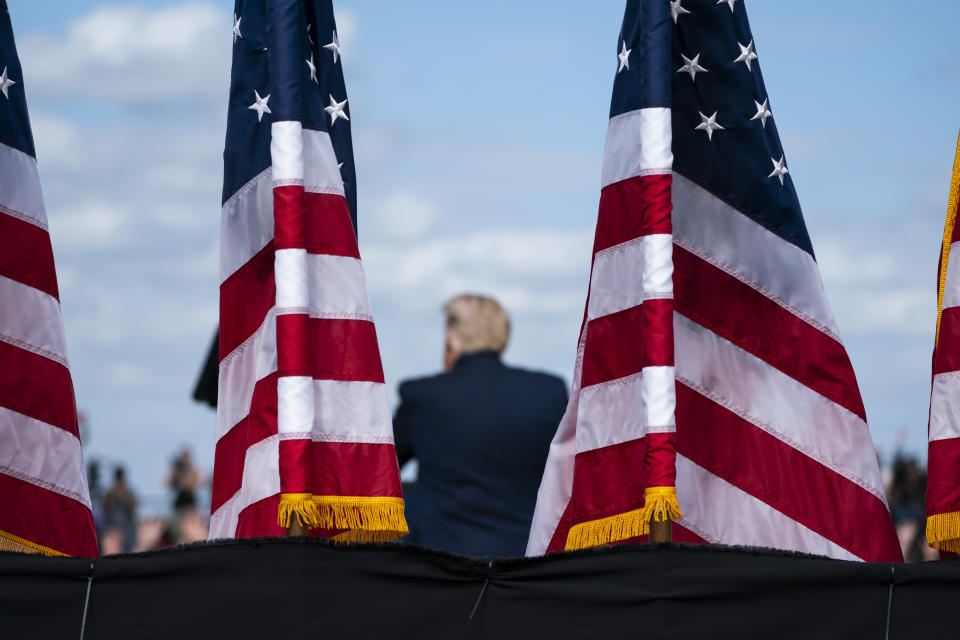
[528,0,902,562]
[0,1,97,557]
[927,134,960,554]
[211,0,406,540]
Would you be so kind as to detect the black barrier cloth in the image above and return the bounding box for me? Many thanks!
[1,539,958,639]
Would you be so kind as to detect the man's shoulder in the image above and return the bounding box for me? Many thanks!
[398,372,450,400]
[502,364,567,393]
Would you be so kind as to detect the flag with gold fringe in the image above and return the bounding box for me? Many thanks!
[210,0,406,541]
[927,132,960,554]
[0,0,98,558]
[528,0,900,562]
[528,0,682,554]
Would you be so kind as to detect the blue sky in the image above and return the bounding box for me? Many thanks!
[6,0,958,511]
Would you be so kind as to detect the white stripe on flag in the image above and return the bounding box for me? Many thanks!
[216,308,277,442]
[676,454,860,561]
[601,108,673,187]
[0,142,47,228]
[942,241,960,311]
[209,434,279,539]
[271,121,304,184]
[672,173,840,340]
[299,379,394,443]
[0,404,90,507]
[277,375,315,436]
[930,371,960,442]
[0,274,68,365]
[675,314,886,502]
[219,168,273,284]
[587,234,672,321]
[302,128,345,195]
[576,373,643,453]
[276,252,372,318]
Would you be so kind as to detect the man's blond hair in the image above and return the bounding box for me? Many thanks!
[444,294,510,355]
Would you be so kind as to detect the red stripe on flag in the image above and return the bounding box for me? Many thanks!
[0,472,97,557]
[674,246,867,421]
[676,382,902,562]
[278,440,403,497]
[0,213,59,300]
[594,173,672,253]
[935,307,960,375]
[568,438,646,525]
[219,241,275,361]
[235,493,284,538]
[0,341,77,437]
[275,187,360,258]
[927,437,960,516]
[211,373,278,514]
[276,315,385,382]
[580,298,673,389]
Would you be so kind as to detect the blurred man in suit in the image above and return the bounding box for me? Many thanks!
[393,294,568,557]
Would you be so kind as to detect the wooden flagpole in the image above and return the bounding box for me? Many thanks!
[285,512,308,537]
[649,515,671,544]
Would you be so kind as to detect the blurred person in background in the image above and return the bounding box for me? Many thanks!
[166,449,205,544]
[886,451,935,562]
[102,466,137,553]
[393,293,568,557]
[86,460,104,536]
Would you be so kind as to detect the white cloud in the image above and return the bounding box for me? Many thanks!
[18,3,231,103]
[368,190,439,240]
[364,226,592,314]
[49,202,131,250]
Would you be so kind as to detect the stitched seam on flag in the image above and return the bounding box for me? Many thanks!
[0,464,90,507]
[580,369,642,394]
[223,167,272,209]
[0,204,47,231]
[673,517,719,544]
[304,185,345,196]
[676,454,864,560]
[218,306,275,371]
[275,308,373,322]
[278,432,394,444]
[0,331,67,367]
[672,168,814,259]
[675,375,885,504]
[673,237,840,342]
[273,178,304,187]
[210,488,241,521]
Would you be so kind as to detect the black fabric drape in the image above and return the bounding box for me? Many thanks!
[1,539,957,639]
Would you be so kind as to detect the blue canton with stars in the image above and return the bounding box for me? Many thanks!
[223,0,358,233]
[0,0,36,159]
[613,0,814,258]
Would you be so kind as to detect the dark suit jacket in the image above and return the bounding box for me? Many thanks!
[394,351,568,557]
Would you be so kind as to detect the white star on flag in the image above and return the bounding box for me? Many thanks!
[768,155,789,185]
[233,15,242,43]
[248,90,271,122]
[734,40,758,71]
[751,98,772,128]
[0,66,16,100]
[716,0,739,12]
[306,54,318,83]
[677,53,707,82]
[671,0,691,24]
[695,110,724,141]
[618,41,631,73]
[323,31,341,64]
[324,94,349,125]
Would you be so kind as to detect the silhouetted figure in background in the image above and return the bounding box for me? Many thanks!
[394,294,568,557]
[103,466,137,553]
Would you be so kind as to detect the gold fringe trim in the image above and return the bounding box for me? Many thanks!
[636,486,683,530]
[936,131,960,347]
[278,494,408,542]
[927,511,960,553]
[0,529,66,556]
[564,487,683,551]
